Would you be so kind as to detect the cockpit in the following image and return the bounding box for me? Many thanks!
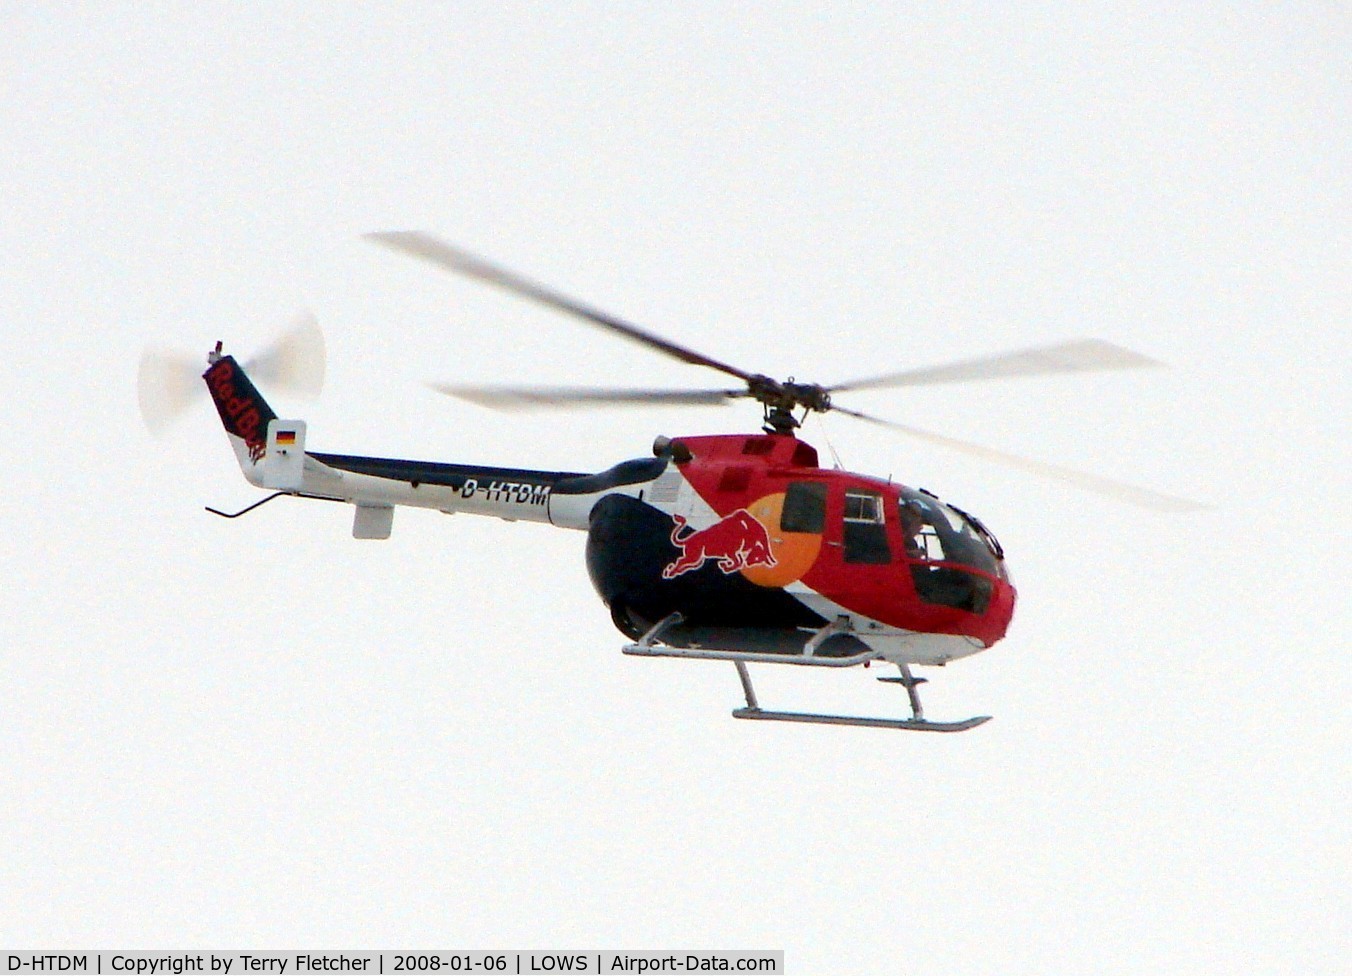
[897,487,1007,614]
[898,489,1002,572]
[772,476,1009,617]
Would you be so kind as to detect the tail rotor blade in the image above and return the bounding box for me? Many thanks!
[245,310,326,397]
[139,311,324,437]
[137,347,205,437]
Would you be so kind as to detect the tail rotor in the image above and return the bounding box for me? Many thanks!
[242,311,326,398]
[137,311,326,436]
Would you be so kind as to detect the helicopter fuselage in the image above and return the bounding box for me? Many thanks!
[581,432,1015,664]
[207,353,1015,666]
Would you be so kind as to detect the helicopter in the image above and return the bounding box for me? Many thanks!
[148,231,1206,732]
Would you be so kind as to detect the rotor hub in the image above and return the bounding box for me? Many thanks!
[746,376,833,432]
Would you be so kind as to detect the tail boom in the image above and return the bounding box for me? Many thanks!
[202,350,634,536]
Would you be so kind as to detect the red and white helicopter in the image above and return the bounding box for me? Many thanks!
[143,232,1205,731]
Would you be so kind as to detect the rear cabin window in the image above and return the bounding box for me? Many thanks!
[781,481,827,533]
[843,490,891,564]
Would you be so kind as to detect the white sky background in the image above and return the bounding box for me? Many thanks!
[2,4,1348,972]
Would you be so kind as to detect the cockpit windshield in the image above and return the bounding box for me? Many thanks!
[898,488,1003,577]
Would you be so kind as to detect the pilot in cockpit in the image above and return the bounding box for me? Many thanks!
[900,499,927,559]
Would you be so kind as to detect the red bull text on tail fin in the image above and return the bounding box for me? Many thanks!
[204,356,277,463]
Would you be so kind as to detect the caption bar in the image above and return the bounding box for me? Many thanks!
[4,954,783,975]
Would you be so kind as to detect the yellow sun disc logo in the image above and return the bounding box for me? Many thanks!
[740,493,824,588]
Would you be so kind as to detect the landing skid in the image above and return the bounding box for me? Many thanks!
[732,707,991,733]
[731,660,990,733]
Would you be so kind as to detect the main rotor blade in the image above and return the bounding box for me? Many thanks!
[828,339,1162,393]
[833,405,1209,513]
[429,382,744,412]
[367,231,757,384]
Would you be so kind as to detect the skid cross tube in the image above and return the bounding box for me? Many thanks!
[734,661,759,710]
[877,662,928,720]
[622,610,879,667]
[622,643,881,667]
[803,615,852,657]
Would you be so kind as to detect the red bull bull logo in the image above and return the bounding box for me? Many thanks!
[662,510,779,579]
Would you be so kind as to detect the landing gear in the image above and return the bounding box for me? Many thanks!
[620,615,991,732]
[731,660,991,733]
[876,662,930,721]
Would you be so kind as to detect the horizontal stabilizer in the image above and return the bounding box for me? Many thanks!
[261,419,306,490]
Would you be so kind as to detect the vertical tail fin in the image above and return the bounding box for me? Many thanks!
[203,348,307,489]
[203,350,277,464]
